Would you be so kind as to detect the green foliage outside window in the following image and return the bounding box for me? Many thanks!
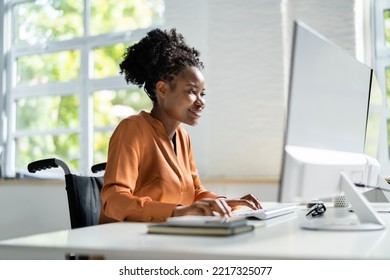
[385,10,390,109]
[384,10,390,48]
[16,95,80,130]
[90,0,164,35]
[93,44,128,79]
[385,11,390,159]
[17,50,81,85]
[15,0,83,46]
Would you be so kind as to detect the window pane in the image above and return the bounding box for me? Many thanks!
[385,10,390,48]
[90,0,164,35]
[17,50,80,86]
[92,43,128,79]
[93,89,152,126]
[386,67,390,107]
[16,133,80,173]
[16,95,79,130]
[387,119,390,159]
[365,74,383,158]
[365,112,381,158]
[370,73,383,106]
[14,0,83,46]
[93,132,111,164]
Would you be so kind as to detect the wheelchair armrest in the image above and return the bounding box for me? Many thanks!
[91,162,107,173]
[27,158,71,175]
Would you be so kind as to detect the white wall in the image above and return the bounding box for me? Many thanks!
[166,0,285,179]
[0,182,70,241]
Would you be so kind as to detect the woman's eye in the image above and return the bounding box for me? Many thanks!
[188,89,205,97]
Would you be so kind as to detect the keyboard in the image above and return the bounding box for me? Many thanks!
[232,205,297,220]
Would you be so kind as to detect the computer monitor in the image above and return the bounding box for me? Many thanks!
[282,21,372,154]
[279,21,373,202]
[277,21,384,231]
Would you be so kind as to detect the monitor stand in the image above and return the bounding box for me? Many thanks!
[363,176,390,212]
[301,172,385,231]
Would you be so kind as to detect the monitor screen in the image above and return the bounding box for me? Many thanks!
[278,21,373,203]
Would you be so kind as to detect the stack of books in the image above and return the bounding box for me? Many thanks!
[147,216,254,236]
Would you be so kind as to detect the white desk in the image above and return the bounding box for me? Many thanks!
[1,206,390,260]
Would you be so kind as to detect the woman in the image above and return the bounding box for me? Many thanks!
[99,28,261,224]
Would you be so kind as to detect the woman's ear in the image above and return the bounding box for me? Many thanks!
[156,81,168,99]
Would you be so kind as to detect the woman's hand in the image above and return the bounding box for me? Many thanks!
[224,194,262,210]
[172,198,232,217]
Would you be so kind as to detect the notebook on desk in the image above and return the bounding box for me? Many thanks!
[232,204,297,220]
[147,216,255,236]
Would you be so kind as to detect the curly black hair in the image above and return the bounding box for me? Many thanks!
[119,28,204,103]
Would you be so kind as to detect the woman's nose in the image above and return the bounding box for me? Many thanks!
[195,95,205,106]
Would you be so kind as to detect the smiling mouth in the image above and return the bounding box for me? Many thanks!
[189,108,202,117]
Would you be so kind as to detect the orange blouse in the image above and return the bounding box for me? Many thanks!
[99,111,219,223]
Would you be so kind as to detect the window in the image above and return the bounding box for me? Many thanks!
[1,0,163,177]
